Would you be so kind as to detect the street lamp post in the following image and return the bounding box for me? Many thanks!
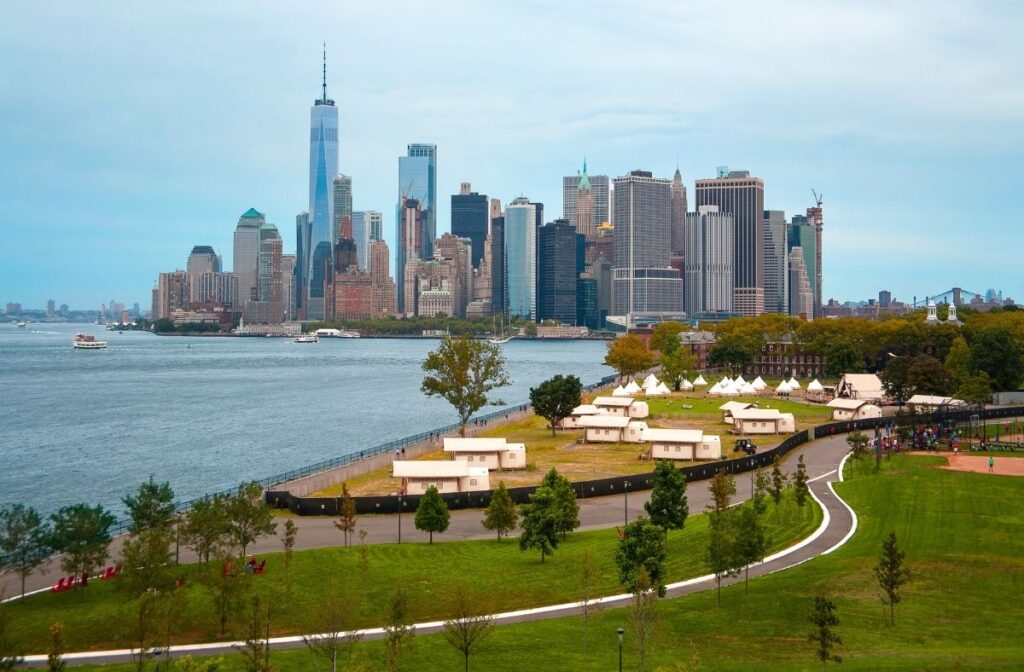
[397,493,402,544]
[617,627,624,672]
[623,481,630,526]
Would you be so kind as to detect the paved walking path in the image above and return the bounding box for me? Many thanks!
[16,434,858,666]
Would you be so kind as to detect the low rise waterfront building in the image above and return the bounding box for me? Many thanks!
[442,438,526,470]
[642,427,722,460]
[728,408,796,434]
[392,460,490,494]
[578,415,648,443]
[592,396,649,419]
[826,398,882,421]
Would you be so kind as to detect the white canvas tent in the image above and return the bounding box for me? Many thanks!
[656,382,671,394]
[680,379,694,391]
[807,379,824,392]
[624,380,642,395]
[787,377,801,389]
[693,375,708,386]
[734,375,747,386]
[776,381,792,394]
[751,376,767,390]
[612,385,629,397]
[643,373,660,388]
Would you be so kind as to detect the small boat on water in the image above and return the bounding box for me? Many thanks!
[293,334,319,344]
[487,315,514,345]
[73,333,107,349]
[314,328,360,338]
[16,321,26,328]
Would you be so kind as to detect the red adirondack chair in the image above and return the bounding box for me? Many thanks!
[51,576,68,592]
[253,560,267,575]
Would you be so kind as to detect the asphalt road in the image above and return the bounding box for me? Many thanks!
[15,434,856,666]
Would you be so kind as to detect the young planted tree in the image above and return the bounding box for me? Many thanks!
[706,509,739,606]
[281,519,298,593]
[119,525,176,596]
[577,548,602,658]
[442,583,494,672]
[334,483,357,547]
[734,506,769,592]
[225,482,277,558]
[0,599,22,671]
[123,588,164,672]
[644,460,688,533]
[518,486,560,562]
[235,592,274,672]
[958,372,993,407]
[383,588,415,672]
[874,531,911,625]
[414,486,450,544]
[615,516,669,597]
[0,503,52,600]
[628,567,660,672]
[793,454,810,507]
[203,555,252,636]
[47,621,66,672]
[482,481,518,541]
[846,432,869,478]
[708,468,736,514]
[122,476,176,533]
[302,580,366,672]
[540,468,579,539]
[529,374,583,436]
[769,455,787,504]
[174,657,224,672]
[659,348,697,392]
[180,495,230,568]
[421,335,510,437]
[944,336,972,391]
[48,503,116,592]
[752,469,770,515]
[808,595,843,667]
[604,335,655,383]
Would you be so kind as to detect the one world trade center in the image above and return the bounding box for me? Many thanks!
[305,49,339,320]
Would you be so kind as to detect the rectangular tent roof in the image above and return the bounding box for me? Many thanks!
[579,415,631,428]
[592,396,635,407]
[826,398,868,410]
[393,461,484,478]
[719,401,757,412]
[570,404,603,415]
[907,395,965,406]
[642,428,704,443]
[730,408,790,421]
[443,437,509,452]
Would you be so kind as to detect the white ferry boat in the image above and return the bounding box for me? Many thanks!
[73,333,107,349]
[293,334,319,344]
[314,328,360,339]
[16,321,27,328]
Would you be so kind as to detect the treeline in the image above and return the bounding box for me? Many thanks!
[152,318,223,334]
[305,315,538,336]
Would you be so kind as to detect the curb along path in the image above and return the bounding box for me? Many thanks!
[20,436,858,667]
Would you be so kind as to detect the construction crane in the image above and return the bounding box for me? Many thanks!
[812,189,823,207]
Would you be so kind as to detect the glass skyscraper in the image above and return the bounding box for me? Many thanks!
[305,55,339,320]
[504,198,537,320]
[396,144,437,262]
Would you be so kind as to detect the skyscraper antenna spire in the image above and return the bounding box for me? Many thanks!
[322,43,328,101]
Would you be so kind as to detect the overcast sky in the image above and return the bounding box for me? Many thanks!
[2,0,1022,309]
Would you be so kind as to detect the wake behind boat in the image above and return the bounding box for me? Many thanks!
[73,333,107,349]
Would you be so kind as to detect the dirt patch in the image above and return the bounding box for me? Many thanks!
[911,452,1024,477]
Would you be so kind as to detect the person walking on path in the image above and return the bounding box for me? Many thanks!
[989,455,994,473]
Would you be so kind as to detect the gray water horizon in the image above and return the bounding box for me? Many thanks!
[0,323,611,518]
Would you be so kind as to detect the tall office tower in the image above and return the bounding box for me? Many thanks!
[332,271,372,320]
[395,198,424,314]
[563,163,610,229]
[683,206,735,315]
[572,161,596,239]
[576,274,598,329]
[788,214,818,317]
[367,211,383,242]
[154,271,189,319]
[187,246,221,275]
[472,231,493,306]
[350,211,373,271]
[190,271,237,308]
[294,211,311,316]
[281,255,296,319]
[435,233,473,317]
[397,143,437,260]
[451,182,489,269]
[590,255,612,327]
[695,168,765,315]
[611,170,682,318]
[46,299,55,319]
[306,51,339,321]
[879,290,892,308]
[253,232,284,323]
[333,215,359,276]
[489,198,502,221]
[670,168,687,255]
[537,219,578,323]
[490,216,507,317]
[788,246,814,319]
[403,257,458,318]
[504,197,538,320]
[370,240,397,317]
[233,208,264,305]
[762,210,789,314]
[332,174,353,246]
[805,204,823,318]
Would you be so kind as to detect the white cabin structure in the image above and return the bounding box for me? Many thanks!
[719,400,758,423]
[392,461,490,494]
[560,404,609,429]
[442,438,526,470]
[907,395,967,413]
[578,415,648,443]
[642,428,722,461]
[835,373,885,402]
[728,408,796,435]
[592,396,650,419]
[826,398,882,421]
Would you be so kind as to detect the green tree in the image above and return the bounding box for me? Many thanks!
[824,338,861,377]
[882,355,913,406]
[421,335,511,437]
[301,579,366,672]
[734,505,769,592]
[604,335,655,382]
[0,503,52,600]
[793,454,810,507]
[659,348,697,392]
[235,592,274,672]
[122,476,176,534]
[708,468,736,515]
[708,338,753,374]
[225,482,276,558]
[576,549,602,659]
[47,621,66,672]
[945,336,972,390]
[442,583,494,672]
[175,656,224,672]
[124,588,164,672]
[958,371,993,406]
[540,468,579,538]
[644,460,688,532]
[769,456,787,505]
[874,531,911,626]
[482,481,518,541]
[906,354,953,396]
[383,588,415,672]
[846,432,869,478]
[414,486,450,544]
[706,509,739,606]
[616,516,669,597]
[119,525,175,596]
[334,483,357,547]
[649,321,687,354]
[0,599,22,670]
[752,469,770,515]
[48,504,116,591]
[970,326,1024,391]
[628,567,660,672]
[808,595,843,667]
[180,495,230,568]
[203,555,252,636]
[529,374,583,436]
[281,519,297,595]
[518,486,560,562]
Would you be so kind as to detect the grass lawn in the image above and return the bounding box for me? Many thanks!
[69,453,1024,671]
[645,393,832,422]
[4,490,820,655]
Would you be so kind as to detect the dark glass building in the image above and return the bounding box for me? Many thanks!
[451,189,489,269]
[490,216,507,316]
[576,277,598,329]
[537,219,578,324]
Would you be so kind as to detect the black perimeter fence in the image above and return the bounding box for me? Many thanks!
[267,404,1024,517]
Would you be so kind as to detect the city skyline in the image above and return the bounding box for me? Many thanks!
[1,1,1022,307]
